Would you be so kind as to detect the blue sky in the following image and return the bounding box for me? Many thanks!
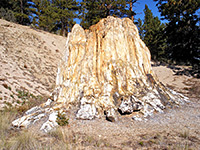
[76,0,166,24]
[134,0,164,22]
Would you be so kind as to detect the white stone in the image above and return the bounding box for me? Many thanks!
[40,112,58,132]
[25,106,41,115]
[76,103,97,120]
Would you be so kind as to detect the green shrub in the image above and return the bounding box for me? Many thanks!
[0,7,16,22]
[139,141,144,146]
[56,112,69,126]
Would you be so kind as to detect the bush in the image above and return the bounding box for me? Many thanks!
[0,7,16,22]
[56,112,69,126]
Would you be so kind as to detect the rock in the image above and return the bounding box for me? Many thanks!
[118,96,134,114]
[40,112,58,132]
[132,115,143,121]
[12,16,188,131]
[76,103,98,120]
[105,108,117,122]
[118,95,143,114]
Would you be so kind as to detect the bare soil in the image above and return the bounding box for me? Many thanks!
[0,19,199,149]
[0,19,66,109]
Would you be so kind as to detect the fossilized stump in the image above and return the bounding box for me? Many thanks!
[12,16,188,132]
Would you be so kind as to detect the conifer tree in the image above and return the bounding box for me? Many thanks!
[30,0,43,26]
[31,0,79,35]
[0,7,16,22]
[31,0,57,32]
[0,0,12,10]
[0,0,31,24]
[143,4,167,61]
[11,0,31,25]
[154,0,200,65]
[80,0,137,29]
[126,0,137,21]
[137,18,144,40]
[52,0,79,36]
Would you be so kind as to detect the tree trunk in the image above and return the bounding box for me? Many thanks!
[12,16,188,132]
[129,1,134,21]
[20,0,23,23]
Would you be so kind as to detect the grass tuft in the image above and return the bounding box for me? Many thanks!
[0,110,17,148]
[56,112,69,126]
[8,129,41,150]
[139,141,144,146]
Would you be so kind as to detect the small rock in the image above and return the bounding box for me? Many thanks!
[25,106,41,115]
[105,108,117,122]
[40,112,58,132]
[132,115,142,121]
[76,103,97,120]
[118,96,134,114]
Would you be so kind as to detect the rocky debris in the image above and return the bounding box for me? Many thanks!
[12,16,188,132]
[118,95,143,114]
[105,107,117,122]
[40,112,58,133]
[76,100,98,120]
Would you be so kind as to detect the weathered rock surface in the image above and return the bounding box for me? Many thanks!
[12,16,188,132]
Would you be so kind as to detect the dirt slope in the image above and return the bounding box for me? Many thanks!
[0,19,66,109]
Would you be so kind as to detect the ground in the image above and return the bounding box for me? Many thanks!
[59,65,200,149]
[0,19,199,149]
[0,19,66,109]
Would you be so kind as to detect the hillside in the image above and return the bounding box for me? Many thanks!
[0,19,199,149]
[0,19,66,109]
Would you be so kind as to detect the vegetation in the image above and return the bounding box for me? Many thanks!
[0,107,197,149]
[138,4,167,61]
[0,0,31,25]
[56,112,69,126]
[0,0,199,67]
[154,0,200,66]
[2,89,47,114]
[0,0,199,66]
[80,0,138,29]
[30,0,79,35]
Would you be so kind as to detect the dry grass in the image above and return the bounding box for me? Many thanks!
[0,109,97,150]
[1,105,200,150]
[6,130,41,150]
[0,110,17,149]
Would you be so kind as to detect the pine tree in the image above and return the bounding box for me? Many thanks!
[126,0,137,21]
[11,0,31,25]
[30,0,43,26]
[80,0,138,29]
[80,0,113,29]
[154,0,200,65]
[30,0,57,32]
[0,7,16,22]
[137,18,144,40]
[0,0,12,10]
[0,0,30,24]
[143,4,167,61]
[52,0,79,36]
[31,0,79,35]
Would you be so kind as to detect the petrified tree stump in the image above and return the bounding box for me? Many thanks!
[12,16,187,132]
